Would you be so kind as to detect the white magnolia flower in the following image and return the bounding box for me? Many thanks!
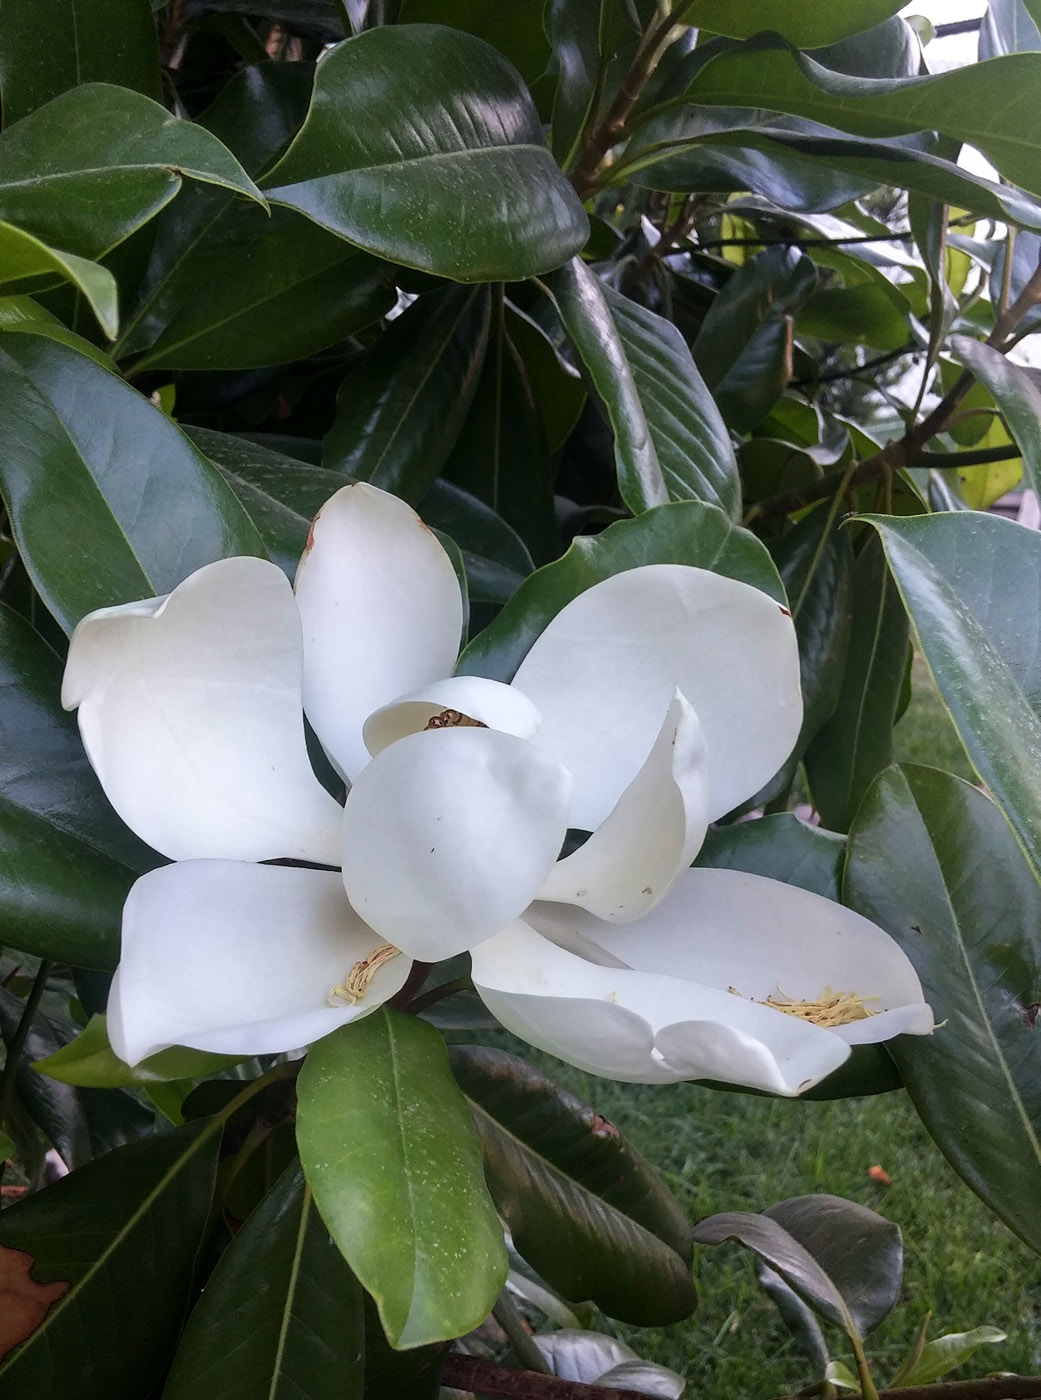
[62,482,932,1094]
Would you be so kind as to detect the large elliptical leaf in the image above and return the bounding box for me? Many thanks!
[0,332,264,633]
[449,1046,696,1325]
[458,499,785,682]
[0,85,264,260]
[679,0,906,46]
[262,26,588,280]
[864,512,1041,883]
[846,764,1041,1254]
[0,221,118,340]
[951,336,1041,498]
[0,1121,219,1392]
[164,1162,365,1399]
[296,1009,507,1348]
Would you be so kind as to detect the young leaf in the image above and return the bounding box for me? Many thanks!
[899,1325,1007,1386]
[32,1014,242,1089]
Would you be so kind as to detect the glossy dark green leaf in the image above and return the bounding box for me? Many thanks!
[0,85,264,260]
[296,1008,506,1348]
[450,1045,696,1326]
[545,0,610,166]
[0,0,160,126]
[361,1297,444,1400]
[324,285,491,502]
[0,1120,219,1392]
[865,512,1041,883]
[695,814,845,903]
[164,1162,364,1399]
[420,479,534,606]
[846,764,1041,1253]
[804,536,909,832]
[0,221,117,339]
[397,0,550,85]
[602,284,741,519]
[951,336,1041,497]
[981,0,1041,58]
[458,499,785,682]
[504,304,586,452]
[542,258,668,513]
[32,1014,241,1089]
[0,333,264,633]
[799,280,909,352]
[262,26,588,281]
[681,0,905,46]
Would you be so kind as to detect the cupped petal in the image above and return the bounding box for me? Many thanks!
[538,690,710,921]
[340,727,572,962]
[364,675,541,757]
[530,866,933,1041]
[469,921,849,1094]
[294,482,464,779]
[108,861,411,1064]
[62,558,344,864]
[511,564,802,826]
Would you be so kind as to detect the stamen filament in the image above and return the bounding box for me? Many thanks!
[329,942,401,1006]
[730,984,879,1028]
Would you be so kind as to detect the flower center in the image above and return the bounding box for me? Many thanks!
[731,984,879,1027]
[423,708,488,730]
[329,943,401,1006]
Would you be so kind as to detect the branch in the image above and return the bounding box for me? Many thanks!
[792,344,913,388]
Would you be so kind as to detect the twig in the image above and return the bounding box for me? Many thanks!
[792,344,913,388]
[697,231,914,250]
[934,18,982,36]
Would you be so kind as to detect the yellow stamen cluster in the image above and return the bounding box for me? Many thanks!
[730,985,879,1028]
[424,708,488,730]
[329,942,401,1006]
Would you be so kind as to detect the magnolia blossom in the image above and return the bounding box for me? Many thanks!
[62,482,932,1095]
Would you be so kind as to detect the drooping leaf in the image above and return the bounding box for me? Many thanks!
[0,1120,220,1392]
[296,1008,507,1348]
[458,499,785,682]
[164,1162,365,1400]
[951,336,1041,497]
[846,763,1041,1255]
[262,26,588,280]
[0,221,118,339]
[32,1014,241,1089]
[0,85,264,260]
[0,332,264,633]
[450,1045,696,1326]
[679,0,906,47]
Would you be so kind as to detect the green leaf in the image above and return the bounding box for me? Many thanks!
[418,479,534,607]
[505,304,586,452]
[864,512,1041,884]
[0,332,264,633]
[0,85,265,261]
[164,1162,364,1399]
[296,1008,507,1348]
[361,1296,444,1400]
[0,0,160,125]
[324,285,491,502]
[602,284,742,519]
[0,1120,220,1391]
[804,536,909,832]
[541,258,668,513]
[0,221,118,339]
[900,1325,1007,1385]
[799,280,909,352]
[449,1045,696,1326]
[981,0,1041,60]
[0,297,113,365]
[396,0,550,86]
[951,336,1041,497]
[262,26,588,281]
[458,499,785,682]
[545,0,610,167]
[680,0,906,47]
[695,814,845,902]
[846,763,1041,1255]
[0,1128,13,1161]
[686,36,1041,197]
[32,1014,242,1088]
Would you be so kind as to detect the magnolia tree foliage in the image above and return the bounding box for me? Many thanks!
[1,2,1041,1397]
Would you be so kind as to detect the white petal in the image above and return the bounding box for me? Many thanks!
[340,727,572,961]
[364,675,541,757]
[538,690,709,922]
[470,921,849,1093]
[511,564,802,826]
[530,867,933,1042]
[108,862,411,1064]
[62,558,344,864]
[294,482,464,779]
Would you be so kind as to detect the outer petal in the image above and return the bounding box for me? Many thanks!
[62,558,344,864]
[363,675,541,757]
[511,564,802,826]
[531,867,933,1042]
[538,690,710,921]
[469,921,850,1094]
[294,482,464,779]
[340,727,572,961]
[109,862,411,1064]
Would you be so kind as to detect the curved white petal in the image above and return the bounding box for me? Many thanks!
[62,558,343,864]
[538,690,710,921]
[294,483,464,779]
[340,727,572,962]
[511,564,802,826]
[470,921,849,1094]
[529,867,933,1042]
[109,862,411,1064]
[364,675,541,757]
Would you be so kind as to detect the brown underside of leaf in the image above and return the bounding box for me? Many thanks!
[0,1245,69,1359]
